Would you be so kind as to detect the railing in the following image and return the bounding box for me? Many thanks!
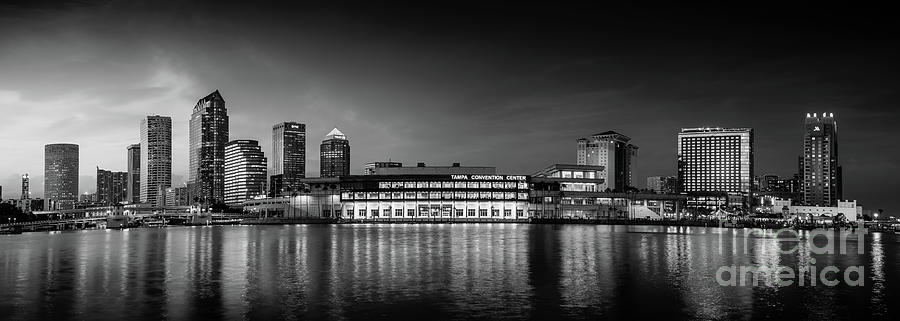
[0,217,108,227]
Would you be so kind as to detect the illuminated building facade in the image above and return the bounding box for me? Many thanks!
[225,139,267,206]
[339,174,530,220]
[44,143,79,210]
[140,115,172,207]
[189,90,229,204]
[320,128,350,178]
[576,131,638,191]
[800,113,841,206]
[677,127,753,207]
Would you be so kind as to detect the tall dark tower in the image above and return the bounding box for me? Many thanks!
[800,112,840,206]
[271,122,306,196]
[126,144,141,203]
[44,143,79,210]
[320,128,350,178]
[189,90,229,205]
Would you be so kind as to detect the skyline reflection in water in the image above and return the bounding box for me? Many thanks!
[1,224,898,320]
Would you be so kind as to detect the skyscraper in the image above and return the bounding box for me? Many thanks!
[44,143,79,210]
[800,112,841,206]
[677,128,753,204]
[271,122,306,196]
[140,115,172,207]
[96,167,128,205]
[189,90,229,205]
[126,143,140,203]
[576,131,638,191]
[225,139,267,206]
[320,128,350,178]
[21,174,29,199]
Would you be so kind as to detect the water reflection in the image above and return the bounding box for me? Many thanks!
[0,225,897,320]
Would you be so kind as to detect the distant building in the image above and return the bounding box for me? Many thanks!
[800,112,841,206]
[271,122,306,196]
[775,199,860,221]
[364,161,402,175]
[140,115,172,207]
[372,163,494,175]
[3,198,47,213]
[189,90,229,205]
[576,131,638,191]
[44,143,79,210]
[320,128,350,178]
[165,186,191,207]
[96,167,128,205]
[21,174,29,199]
[126,144,140,203]
[646,176,677,194]
[677,127,753,207]
[225,140,267,206]
[756,174,799,201]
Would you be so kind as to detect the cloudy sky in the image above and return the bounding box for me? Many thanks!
[0,2,897,211]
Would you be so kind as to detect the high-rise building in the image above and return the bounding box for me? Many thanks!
[96,167,128,205]
[165,186,191,207]
[21,174,29,199]
[140,115,172,207]
[189,90,229,205]
[677,127,753,205]
[44,143,79,210]
[800,113,841,206]
[44,144,78,209]
[271,122,306,196]
[225,139,267,206]
[126,144,140,203]
[363,161,402,175]
[576,131,638,191]
[320,128,350,178]
[646,176,677,194]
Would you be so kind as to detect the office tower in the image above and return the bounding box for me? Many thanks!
[224,140,267,206]
[677,128,753,201]
[320,128,350,178]
[800,112,841,206]
[44,143,79,210]
[21,174,29,199]
[646,176,677,194]
[165,186,191,207]
[576,131,638,191]
[140,115,172,207]
[127,144,140,203]
[271,122,306,196]
[363,161,403,175]
[189,90,229,205]
[96,167,128,205]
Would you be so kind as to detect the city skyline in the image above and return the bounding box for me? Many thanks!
[0,2,897,212]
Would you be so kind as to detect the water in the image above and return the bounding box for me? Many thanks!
[1,224,898,320]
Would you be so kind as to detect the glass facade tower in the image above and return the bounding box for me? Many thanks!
[189,90,229,205]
